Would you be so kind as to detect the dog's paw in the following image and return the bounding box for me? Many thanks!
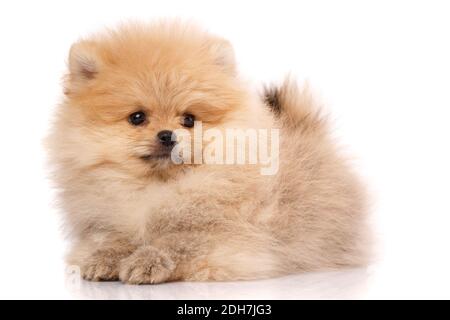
[119,246,175,284]
[81,248,130,281]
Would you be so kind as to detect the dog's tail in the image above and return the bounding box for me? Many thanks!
[263,77,325,132]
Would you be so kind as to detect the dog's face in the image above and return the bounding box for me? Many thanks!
[61,24,248,178]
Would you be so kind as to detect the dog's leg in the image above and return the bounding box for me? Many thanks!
[68,236,136,281]
[118,227,289,284]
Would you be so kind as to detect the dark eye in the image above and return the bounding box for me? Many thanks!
[182,114,195,128]
[129,111,146,126]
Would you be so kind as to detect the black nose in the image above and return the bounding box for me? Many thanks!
[157,130,175,147]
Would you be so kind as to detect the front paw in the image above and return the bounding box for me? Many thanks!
[119,246,175,284]
[81,248,130,281]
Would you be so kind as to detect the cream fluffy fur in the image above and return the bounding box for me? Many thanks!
[47,21,368,284]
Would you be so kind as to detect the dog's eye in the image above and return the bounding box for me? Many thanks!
[182,114,195,128]
[129,111,146,126]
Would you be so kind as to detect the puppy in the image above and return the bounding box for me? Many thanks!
[47,21,368,284]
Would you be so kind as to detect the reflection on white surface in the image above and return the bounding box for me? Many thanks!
[67,268,370,300]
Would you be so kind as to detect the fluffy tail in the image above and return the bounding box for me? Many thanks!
[263,77,325,132]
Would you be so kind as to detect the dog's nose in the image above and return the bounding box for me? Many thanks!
[157,130,175,147]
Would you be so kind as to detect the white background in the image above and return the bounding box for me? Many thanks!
[0,0,449,299]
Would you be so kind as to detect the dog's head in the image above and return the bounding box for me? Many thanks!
[57,22,249,178]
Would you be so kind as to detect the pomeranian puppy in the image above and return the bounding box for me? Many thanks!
[47,21,368,284]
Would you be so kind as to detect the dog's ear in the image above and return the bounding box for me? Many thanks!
[208,38,236,75]
[65,41,103,94]
[69,41,102,80]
